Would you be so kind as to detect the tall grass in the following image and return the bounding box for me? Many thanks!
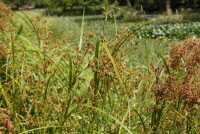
[0,3,199,134]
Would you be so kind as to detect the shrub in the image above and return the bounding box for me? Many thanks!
[182,11,200,22]
[117,7,145,22]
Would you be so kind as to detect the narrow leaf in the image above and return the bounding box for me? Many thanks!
[102,42,126,91]
[79,8,85,51]
[17,24,23,36]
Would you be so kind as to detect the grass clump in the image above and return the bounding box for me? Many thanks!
[182,11,200,22]
[117,7,145,22]
[0,2,12,84]
[0,3,199,133]
[152,38,200,133]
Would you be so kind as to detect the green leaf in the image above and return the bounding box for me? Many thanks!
[17,24,23,36]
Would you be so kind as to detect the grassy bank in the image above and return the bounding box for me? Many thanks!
[0,6,199,134]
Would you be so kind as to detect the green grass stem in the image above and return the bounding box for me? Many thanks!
[79,9,85,51]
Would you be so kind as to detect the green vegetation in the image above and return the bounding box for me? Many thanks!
[0,2,199,134]
[3,0,200,16]
[132,22,200,39]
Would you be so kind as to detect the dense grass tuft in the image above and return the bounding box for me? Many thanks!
[0,3,199,134]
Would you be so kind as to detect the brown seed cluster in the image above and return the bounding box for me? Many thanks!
[0,109,14,134]
[0,2,12,79]
[154,38,200,108]
[0,7,78,132]
[0,42,7,77]
[0,3,140,133]
[86,28,136,100]
[0,43,7,59]
[101,4,120,18]
[170,38,200,75]
[0,2,12,32]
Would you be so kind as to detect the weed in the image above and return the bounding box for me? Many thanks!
[153,38,200,133]
[0,108,15,134]
[0,2,199,134]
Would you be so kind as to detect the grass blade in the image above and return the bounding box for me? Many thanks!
[19,126,67,134]
[16,24,23,36]
[15,11,41,46]
[94,40,100,94]
[174,110,198,134]
[79,8,85,51]
[84,104,133,134]
[102,42,126,91]
[132,109,147,133]
[67,53,73,92]
[156,52,170,75]
[118,109,129,134]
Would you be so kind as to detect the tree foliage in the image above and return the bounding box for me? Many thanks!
[2,0,26,7]
[2,0,45,8]
[2,0,200,13]
[44,0,108,11]
[130,0,200,13]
